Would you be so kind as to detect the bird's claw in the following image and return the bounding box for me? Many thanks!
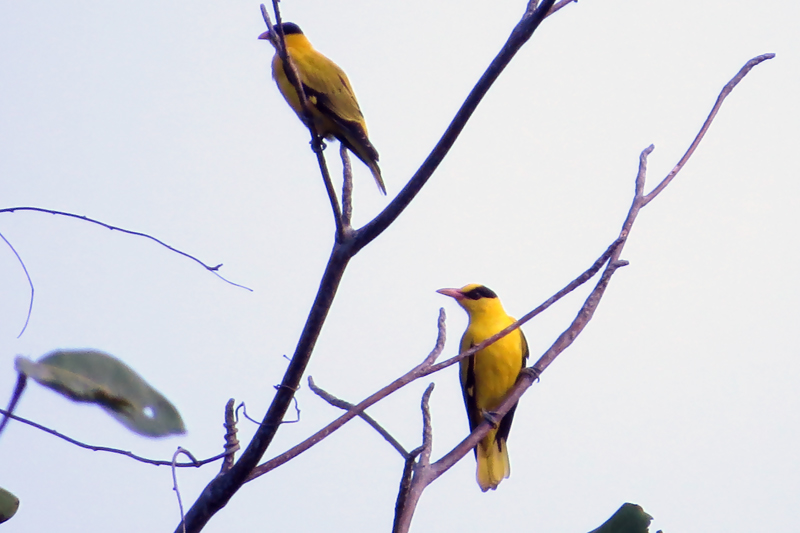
[482,410,501,428]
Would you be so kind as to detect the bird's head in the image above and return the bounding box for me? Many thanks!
[437,284,501,317]
[258,22,304,44]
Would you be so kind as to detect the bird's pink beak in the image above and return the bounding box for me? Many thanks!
[436,288,464,300]
[258,31,270,40]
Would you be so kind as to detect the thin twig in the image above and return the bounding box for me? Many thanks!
[0,231,33,337]
[0,207,251,291]
[547,0,578,17]
[340,145,354,231]
[173,447,195,533]
[0,408,229,467]
[308,376,408,457]
[393,384,435,533]
[392,446,423,533]
[417,384,435,469]
[642,53,775,206]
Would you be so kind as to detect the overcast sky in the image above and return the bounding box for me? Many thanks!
[1,1,798,532]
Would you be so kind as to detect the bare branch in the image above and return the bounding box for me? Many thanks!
[0,408,229,467]
[418,384,435,469]
[392,384,436,533]
[392,446,423,533]
[0,231,33,337]
[340,145,354,231]
[173,447,195,533]
[642,53,775,206]
[548,0,578,17]
[308,376,408,458]
[0,207,251,291]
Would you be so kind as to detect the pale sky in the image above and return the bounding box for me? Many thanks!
[1,1,798,532]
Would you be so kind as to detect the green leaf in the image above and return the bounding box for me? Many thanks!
[587,503,655,533]
[15,350,185,437]
[0,487,19,524]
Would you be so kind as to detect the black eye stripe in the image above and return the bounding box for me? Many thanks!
[464,286,497,300]
[275,22,303,35]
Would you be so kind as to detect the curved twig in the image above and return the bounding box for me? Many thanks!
[173,447,195,533]
[0,231,34,337]
[0,207,251,291]
[643,53,775,206]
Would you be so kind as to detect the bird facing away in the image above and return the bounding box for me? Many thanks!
[258,22,386,195]
[437,284,528,492]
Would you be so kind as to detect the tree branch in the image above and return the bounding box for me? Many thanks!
[0,206,251,290]
[392,384,435,533]
[642,53,775,206]
[340,145,354,232]
[308,376,409,458]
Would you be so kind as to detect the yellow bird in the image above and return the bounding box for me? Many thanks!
[437,283,528,491]
[259,23,386,195]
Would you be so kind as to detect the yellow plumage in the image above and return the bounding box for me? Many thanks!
[437,283,528,491]
[259,23,386,195]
